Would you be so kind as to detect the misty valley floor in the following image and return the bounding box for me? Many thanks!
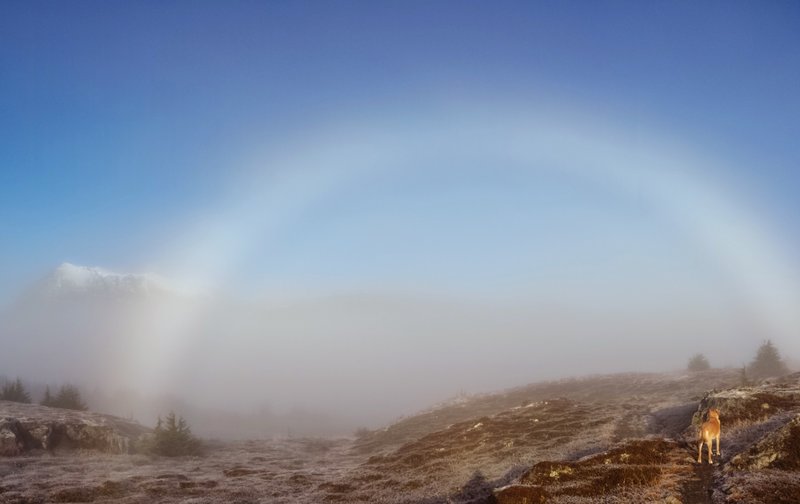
[2,370,800,503]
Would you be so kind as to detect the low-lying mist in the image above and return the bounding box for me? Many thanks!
[0,277,778,438]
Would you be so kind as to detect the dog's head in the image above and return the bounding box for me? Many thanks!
[708,408,720,420]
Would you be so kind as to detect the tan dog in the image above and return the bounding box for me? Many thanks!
[697,408,721,464]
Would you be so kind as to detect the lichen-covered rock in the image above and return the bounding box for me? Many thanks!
[730,414,800,470]
[0,419,28,456]
[0,400,150,456]
[689,381,800,429]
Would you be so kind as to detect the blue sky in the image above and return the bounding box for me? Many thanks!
[1,1,799,305]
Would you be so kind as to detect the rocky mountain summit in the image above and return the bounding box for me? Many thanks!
[33,263,183,299]
[0,400,150,456]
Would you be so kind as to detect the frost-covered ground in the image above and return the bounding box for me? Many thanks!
[2,370,799,504]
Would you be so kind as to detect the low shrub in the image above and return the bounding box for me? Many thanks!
[138,412,203,457]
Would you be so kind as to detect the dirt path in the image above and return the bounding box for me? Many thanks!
[679,458,715,504]
[651,402,716,503]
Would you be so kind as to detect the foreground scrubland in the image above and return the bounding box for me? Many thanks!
[2,369,799,503]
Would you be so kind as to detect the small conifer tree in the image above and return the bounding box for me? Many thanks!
[0,378,31,403]
[687,353,711,372]
[50,384,88,411]
[748,340,790,379]
[149,412,203,456]
[41,386,54,406]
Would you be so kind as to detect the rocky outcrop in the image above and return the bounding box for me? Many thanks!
[690,373,800,428]
[730,413,800,470]
[0,400,150,455]
[692,388,800,427]
[0,418,35,455]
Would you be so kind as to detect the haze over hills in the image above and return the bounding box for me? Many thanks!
[0,261,794,439]
[1,263,358,437]
[1,264,195,424]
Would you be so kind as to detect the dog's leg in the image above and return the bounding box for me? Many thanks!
[716,435,721,456]
[707,440,713,464]
[697,440,703,464]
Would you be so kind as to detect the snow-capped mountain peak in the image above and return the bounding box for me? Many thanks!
[42,262,179,298]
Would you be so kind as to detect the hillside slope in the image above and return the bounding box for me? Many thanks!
[1,370,799,504]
